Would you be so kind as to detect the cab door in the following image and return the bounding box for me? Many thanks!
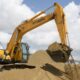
[21,43,29,63]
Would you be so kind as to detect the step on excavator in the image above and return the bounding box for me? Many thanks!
[0,2,72,64]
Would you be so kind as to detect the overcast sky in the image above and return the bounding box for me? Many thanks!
[0,0,80,60]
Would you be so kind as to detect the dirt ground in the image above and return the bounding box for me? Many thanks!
[0,50,80,80]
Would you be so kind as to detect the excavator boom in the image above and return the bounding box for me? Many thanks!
[6,3,67,55]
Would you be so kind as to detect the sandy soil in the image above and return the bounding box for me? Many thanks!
[0,50,80,80]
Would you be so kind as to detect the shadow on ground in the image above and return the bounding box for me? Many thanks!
[41,63,64,76]
[0,64,35,71]
[41,63,71,80]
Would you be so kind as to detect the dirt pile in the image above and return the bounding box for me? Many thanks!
[0,50,69,80]
[0,42,79,80]
[28,50,64,70]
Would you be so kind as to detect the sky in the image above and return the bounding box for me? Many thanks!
[0,0,80,60]
[23,0,80,12]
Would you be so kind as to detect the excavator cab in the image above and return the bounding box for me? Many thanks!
[0,43,30,64]
[12,42,30,63]
[21,43,29,63]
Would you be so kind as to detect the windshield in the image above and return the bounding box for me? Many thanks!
[21,43,29,62]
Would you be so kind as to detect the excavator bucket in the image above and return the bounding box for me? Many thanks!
[47,42,72,62]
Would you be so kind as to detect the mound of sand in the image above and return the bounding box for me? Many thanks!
[0,43,79,80]
[28,50,64,70]
[0,50,68,80]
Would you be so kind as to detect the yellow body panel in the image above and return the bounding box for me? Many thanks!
[13,48,22,61]
[0,50,11,60]
[0,50,5,59]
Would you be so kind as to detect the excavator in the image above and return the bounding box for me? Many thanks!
[0,2,71,64]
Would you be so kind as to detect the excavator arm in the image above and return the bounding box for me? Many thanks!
[54,3,67,45]
[5,3,67,57]
[6,13,54,54]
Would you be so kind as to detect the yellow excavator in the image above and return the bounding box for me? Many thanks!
[0,3,71,64]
